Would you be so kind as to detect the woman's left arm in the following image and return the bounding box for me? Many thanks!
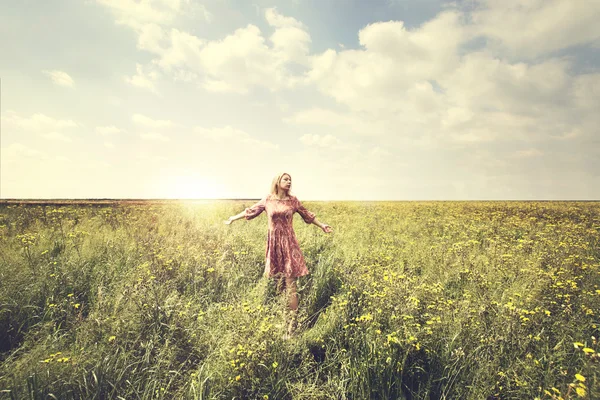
[295,197,333,233]
[312,218,333,233]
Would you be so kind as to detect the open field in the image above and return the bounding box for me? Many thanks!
[1,201,599,399]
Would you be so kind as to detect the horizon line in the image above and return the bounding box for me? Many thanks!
[1,198,599,203]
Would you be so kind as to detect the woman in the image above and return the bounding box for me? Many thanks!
[224,172,333,335]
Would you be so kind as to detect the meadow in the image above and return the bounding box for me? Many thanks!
[0,200,599,399]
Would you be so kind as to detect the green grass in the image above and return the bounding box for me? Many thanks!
[0,200,599,399]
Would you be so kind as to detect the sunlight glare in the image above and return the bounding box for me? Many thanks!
[164,175,221,199]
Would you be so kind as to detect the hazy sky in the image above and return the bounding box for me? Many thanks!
[1,0,599,200]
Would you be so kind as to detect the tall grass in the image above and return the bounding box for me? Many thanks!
[0,201,599,399]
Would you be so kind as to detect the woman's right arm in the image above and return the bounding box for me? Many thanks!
[224,211,246,225]
[224,197,267,225]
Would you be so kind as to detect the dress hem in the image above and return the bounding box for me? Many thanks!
[265,271,310,279]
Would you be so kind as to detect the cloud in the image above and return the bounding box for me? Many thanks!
[89,0,600,200]
[551,129,582,141]
[132,113,174,128]
[264,7,305,29]
[42,70,75,87]
[198,4,213,23]
[306,11,467,113]
[1,143,46,165]
[369,146,392,158]
[96,125,123,135]
[140,132,170,141]
[42,132,73,142]
[433,54,599,145]
[135,150,169,162]
[197,25,284,93]
[54,155,72,163]
[296,7,598,151]
[136,23,168,53]
[300,133,340,148]
[125,63,160,93]
[95,0,198,27]
[285,107,389,136]
[286,108,356,126]
[441,106,475,129]
[571,73,600,111]
[266,7,311,64]
[439,53,571,113]
[191,18,310,93]
[195,125,279,150]
[100,6,311,93]
[1,110,78,131]
[513,149,543,158]
[470,0,600,59]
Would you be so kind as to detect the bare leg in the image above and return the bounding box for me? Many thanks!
[286,277,298,335]
[276,275,286,294]
[286,277,298,311]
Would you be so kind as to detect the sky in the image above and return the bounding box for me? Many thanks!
[1,0,599,201]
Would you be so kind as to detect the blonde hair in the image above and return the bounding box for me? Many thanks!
[270,172,292,197]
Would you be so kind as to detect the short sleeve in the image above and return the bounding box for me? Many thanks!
[244,197,266,220]
[295,197,316,224]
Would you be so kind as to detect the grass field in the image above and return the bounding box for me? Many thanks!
[0,200,599,399]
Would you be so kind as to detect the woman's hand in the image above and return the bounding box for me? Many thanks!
[321,224,333,233]
[225,212,246,225]
[312,218,333,233]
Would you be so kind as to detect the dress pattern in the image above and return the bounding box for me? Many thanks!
[245,194,316,278]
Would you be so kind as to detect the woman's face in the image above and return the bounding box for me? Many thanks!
[279,174,292,192]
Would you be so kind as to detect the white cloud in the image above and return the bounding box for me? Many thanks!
[125,63,160,93]
[1,110,78,131]
[297,6,597,152]
[196,24,294,93]
[101,6,311,93]
[551,129,582,141]
[285,108,355,126]
[300,133,340,148]
[96,125,123,135]
[439,53,571,113]
[54,155,72,163]
[42,132,72,142]
[433,54,598,145]
[369,146,391,158]
[266,8,311,64]
[134,23,168,54]
[42,70,75,87]
[306,11,466,112]
[471,0,600,58]
[104,141,115,148]
[140,132,170,141]
[285,108,388,136]
[264,7,304,29]
[269,24,311,65]
[441,107,474,129]
[134,151,169,167]
[301,9,595,148]
[571,73,600,111]
[95,0,194,27]
[513,149,543,158]
[132,113,174,128]
[198,4,213,23]
[195,125,279,150]
[153,29,204,72]
[1,143,46,165]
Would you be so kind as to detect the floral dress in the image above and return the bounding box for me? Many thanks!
[245,194,316,278]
